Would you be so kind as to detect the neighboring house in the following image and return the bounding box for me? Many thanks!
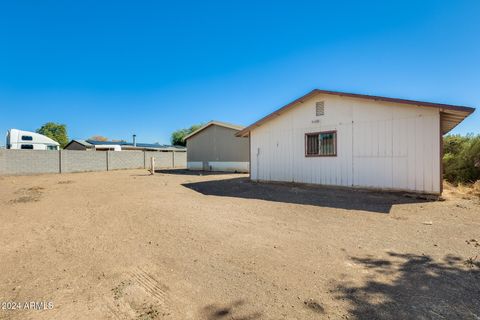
[236,89,475,194]
[63,139,95,150]
[64,140,123,151]
[6,129,60,150]
[184,120,249,172]
[64,139,186,152]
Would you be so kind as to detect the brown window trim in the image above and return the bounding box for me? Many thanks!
[305,130,337,157]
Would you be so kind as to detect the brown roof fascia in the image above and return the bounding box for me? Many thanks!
[236,89,475,137]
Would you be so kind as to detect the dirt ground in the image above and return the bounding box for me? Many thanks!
[0,169,479,320]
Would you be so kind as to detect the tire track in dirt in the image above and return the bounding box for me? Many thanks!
[104,266,174,319]
[128,267,171,306]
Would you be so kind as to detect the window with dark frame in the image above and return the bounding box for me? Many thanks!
[21,135,33,141]
[21,144,34,149]
[305,131,336,156]
[306,134,319,155]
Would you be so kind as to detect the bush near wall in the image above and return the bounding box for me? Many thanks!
[443,134,480,184]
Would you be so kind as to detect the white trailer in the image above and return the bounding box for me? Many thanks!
[6,129,60,150]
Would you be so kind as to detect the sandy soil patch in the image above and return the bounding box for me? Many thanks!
[0,169,479,319]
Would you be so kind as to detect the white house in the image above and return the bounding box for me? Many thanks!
[236,89,475,194]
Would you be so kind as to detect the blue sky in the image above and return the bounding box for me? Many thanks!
[0,0,478,145]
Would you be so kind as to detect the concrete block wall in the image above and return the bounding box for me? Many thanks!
[173,151,186,168]
[108,151,144,170]
[145,151,173,168]
[61,150,107,173]
[0,150,186,175]
[0,150,60,175]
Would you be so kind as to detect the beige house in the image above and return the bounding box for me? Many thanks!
[236,89,474,194]
[184,121,249,172]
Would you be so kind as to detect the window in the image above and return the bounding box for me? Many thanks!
[315,101,325,116]
[21,135,33,141]
[47,145,58,150]
[305,131,336,156]
[306,134,319,155]
[21,144,34,149]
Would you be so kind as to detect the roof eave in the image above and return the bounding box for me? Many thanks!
[236,89,475,136]
[184,120,245,141]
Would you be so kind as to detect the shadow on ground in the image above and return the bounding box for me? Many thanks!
[182,177,430,213]
[156,169,243,176]
[333,252,480,319]
[200,299,261,320]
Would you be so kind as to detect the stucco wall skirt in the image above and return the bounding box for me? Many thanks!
[188,161,248,172]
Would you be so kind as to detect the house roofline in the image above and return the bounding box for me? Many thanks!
[64,139,94,148]
[236,89,475,137]
[183,120,245,141]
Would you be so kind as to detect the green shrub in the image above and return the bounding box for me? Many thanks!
[443,134,480,184]
[170,123,204,146]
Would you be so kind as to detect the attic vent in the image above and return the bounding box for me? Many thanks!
[316,101,325,116]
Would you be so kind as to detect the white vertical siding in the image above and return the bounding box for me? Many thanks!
[250,94,441,194]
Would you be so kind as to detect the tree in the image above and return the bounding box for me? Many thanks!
[443,134,480,184]
[171,123,203,146]
[36,122,68,148]
[443,134,469,155]
[89,135,108,141]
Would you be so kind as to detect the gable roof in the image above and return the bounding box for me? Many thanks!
[183,120,245,141]
[64,139,94,148]
[236,89,475,137]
